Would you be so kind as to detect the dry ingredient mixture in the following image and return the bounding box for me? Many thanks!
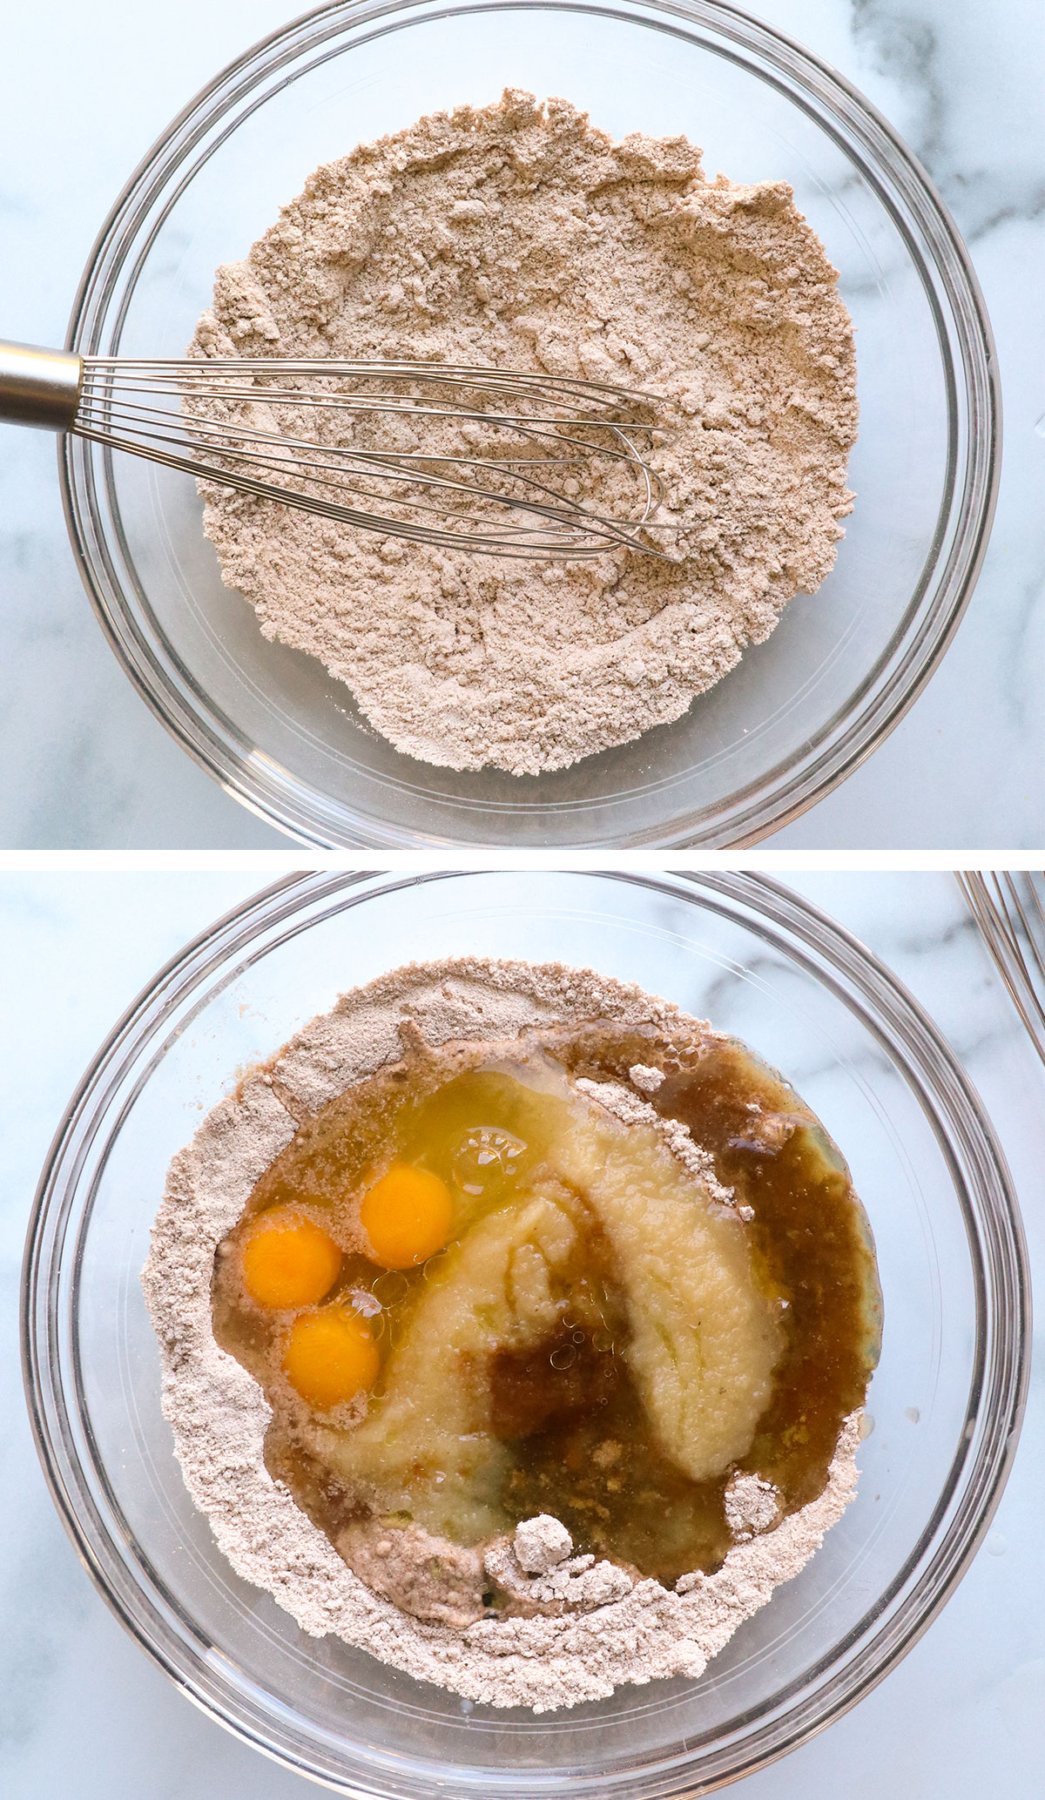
[144,958,880,1711]
[191,92,858,774]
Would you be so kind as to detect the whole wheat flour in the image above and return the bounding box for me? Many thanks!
[191,92,858,774]
[143,957,864,1711]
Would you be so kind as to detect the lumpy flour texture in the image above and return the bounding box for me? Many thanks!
[192,92,858,775]
[143,958,865,1712]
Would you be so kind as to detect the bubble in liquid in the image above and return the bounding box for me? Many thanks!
[451,1125,527,1195]
[372,1270,410,1307]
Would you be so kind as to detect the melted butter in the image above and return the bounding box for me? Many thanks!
[212,1027,881,1587]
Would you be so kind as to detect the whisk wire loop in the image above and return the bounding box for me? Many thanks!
[65,352,668,560]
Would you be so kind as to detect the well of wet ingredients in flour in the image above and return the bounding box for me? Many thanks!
[212,1021,881,1598]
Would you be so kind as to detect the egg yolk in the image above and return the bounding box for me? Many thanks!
[360,1162,454,1270]
[283,1306,380,1409]
[241,1208,343,1309]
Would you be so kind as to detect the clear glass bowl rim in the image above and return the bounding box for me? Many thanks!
[58,0,1002,849]
[21,871,1030,1796]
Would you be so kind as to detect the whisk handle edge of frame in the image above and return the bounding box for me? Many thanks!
[0,341,83,430]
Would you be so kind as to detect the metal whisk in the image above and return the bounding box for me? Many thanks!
[957,871,1045,1069]
[0,340,665,559]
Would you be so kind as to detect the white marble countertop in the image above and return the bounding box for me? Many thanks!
[0,870,1041,1795]
[1,0,1042,848]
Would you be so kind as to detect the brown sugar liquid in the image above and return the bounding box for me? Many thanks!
[212,1026,881,1588]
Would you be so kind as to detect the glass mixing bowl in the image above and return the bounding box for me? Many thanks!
[23,872,1028,1794]
[61,0,999,847]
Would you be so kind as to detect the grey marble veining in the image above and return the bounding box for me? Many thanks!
[0,0,1041,847]
[0,871,1041,1796]
[783,0,1045,847]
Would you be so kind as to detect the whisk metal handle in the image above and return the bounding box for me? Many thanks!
[0,340,82,430]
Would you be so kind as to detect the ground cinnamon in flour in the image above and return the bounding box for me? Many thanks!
[192,91,857,774]
[143,958,865,1712]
